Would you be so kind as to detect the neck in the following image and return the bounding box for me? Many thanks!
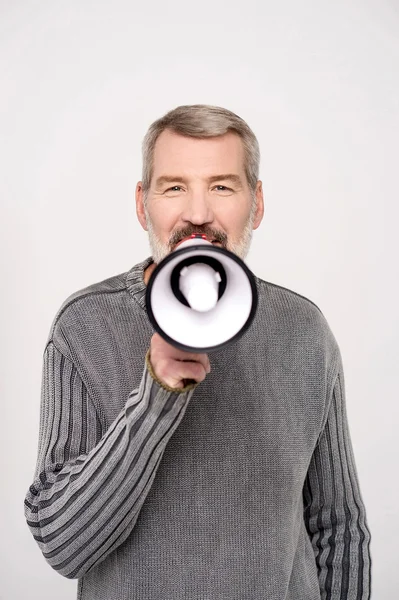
[143,262,157,285]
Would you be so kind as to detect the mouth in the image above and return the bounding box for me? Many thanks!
[173,235,222,251]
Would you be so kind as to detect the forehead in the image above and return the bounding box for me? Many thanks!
[152,129,246,177]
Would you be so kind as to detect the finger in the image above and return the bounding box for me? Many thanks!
[152,335,207,362]
[172,349,209,362]
[176,361,207,384]
[179,354,209,372]
[153,359,207,388]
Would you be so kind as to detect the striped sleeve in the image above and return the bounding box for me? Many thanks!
[302,361,372,600]
[24,341,195,580]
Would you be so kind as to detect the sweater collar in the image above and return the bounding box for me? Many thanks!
[126,256,154,311]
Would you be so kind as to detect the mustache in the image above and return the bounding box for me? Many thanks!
[169,225,228,249]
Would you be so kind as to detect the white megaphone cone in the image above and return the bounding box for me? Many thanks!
[145,234,258,353]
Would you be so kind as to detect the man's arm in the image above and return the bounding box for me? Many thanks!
[302,355,372,600]
[24,340,196,580]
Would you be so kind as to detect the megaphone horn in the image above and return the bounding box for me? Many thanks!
[146,234,258,353]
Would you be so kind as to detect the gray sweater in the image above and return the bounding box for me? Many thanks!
[24,256,372,600]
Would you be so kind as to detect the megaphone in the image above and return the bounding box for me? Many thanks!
[146,233,258,353]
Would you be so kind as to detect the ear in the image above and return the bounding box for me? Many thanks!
[253,180,264,230]
[135,182,148,231]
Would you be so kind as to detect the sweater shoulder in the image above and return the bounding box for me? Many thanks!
[255,275,343,394]
[255,275,324,316]
[255,275,340,362]
[45,270,129,354]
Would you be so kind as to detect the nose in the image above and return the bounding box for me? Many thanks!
[181,191,214,226]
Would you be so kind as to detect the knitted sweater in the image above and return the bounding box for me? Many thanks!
[24,256,372,600]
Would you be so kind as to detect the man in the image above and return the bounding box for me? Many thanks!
[24,104,371,599]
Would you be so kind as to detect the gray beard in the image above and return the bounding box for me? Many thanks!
[143,204,256,265]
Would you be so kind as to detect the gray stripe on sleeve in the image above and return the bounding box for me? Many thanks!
[303,371,371,600]
[24,342,194,579]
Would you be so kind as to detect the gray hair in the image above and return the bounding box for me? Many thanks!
[141,104,260,203]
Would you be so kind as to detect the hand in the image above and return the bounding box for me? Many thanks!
[149,333,211,389]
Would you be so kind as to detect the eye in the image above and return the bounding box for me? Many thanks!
[214,185,232,191]
[166,185,183,192]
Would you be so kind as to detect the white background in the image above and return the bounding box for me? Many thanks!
[1,1,398,598]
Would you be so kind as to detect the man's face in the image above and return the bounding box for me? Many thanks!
[136,129,264,264]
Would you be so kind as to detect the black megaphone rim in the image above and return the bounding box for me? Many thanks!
[145,244,258,353]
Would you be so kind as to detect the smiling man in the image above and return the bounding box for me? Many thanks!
[136,126,262,284]
[24,104,371,600]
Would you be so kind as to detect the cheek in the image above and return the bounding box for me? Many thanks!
[217,204,250,231]
[149,203,178,227]
[148,204,182,239]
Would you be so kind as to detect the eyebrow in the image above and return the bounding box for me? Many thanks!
[154,173,243,188]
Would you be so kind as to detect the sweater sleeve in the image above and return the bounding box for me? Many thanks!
[24,341,196,580]
[302,359,372,600]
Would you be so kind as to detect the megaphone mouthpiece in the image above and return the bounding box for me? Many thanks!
[179,263,220,312]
